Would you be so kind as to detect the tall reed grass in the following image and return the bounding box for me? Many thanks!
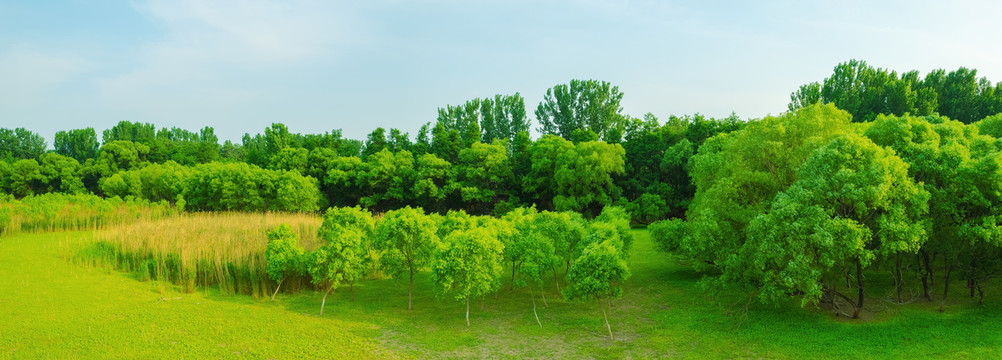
[81,212,322,297]
[0,193,177,235]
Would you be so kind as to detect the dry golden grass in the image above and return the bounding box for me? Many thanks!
[86,212,322,297]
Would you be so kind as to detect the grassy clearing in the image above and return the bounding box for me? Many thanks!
[81,212,321,297]
[0,231,400,359]
[4,222,1002,358]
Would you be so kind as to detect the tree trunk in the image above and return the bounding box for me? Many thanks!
[466,295,470,327]
[853,257,864,319]
[552,267,562,296]
[481,295,485,311]
[894,254,903,304]
[271,277,284,301]
[977,285,985,305]
[598,296,613,340]
[320,286,333,316]
[351,282,356,302]
[941,260,953,312]
[531,289,542,328]
[408,267,414,310]
[540,286,548,308]
[510,261,517,291]
[920,250,932,301]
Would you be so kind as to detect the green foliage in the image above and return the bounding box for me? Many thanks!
[99,161,189,202]
[8,159,45,198]
[739,134,929,307]
[182,162,320,212]
[265,224,306,285]
[456,141,512,214]
[373,206,439,309]
[54,128,100,162]
[0,193,175,234]
[626,193,668,224]
[432,227,505,323]
[310,207,373,303]
[976,113,1002,138]
[673,103,853,267]
[96,140,151,177]
[536,79,626,141]
[593,205,634,253]
[552,140,626,216]
[564,240,630,302]
[790,60,1002,123]
[534,210,588,272]
[359,148,415,211]
[0,127,46,160]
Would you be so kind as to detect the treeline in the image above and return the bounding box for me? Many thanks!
[3,61,1002,223]
[790,59,1002,123]
[1,80,744,222]
[652,104,1002,318]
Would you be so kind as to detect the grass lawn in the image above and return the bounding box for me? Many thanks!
[2,228,1001,359]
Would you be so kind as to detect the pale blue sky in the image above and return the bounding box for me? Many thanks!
[2,0,1001,144]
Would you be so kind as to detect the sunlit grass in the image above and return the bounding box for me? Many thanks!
[0,231,400,359]
[6,221,1002,358]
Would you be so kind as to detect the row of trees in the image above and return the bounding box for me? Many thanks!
[652,103,1002,318]
[5,67,1001,222]
[790,59,1002,123]
[266,205,632,337]
[1,91,741,223]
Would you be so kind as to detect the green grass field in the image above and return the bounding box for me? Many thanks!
[2,228,1001,359]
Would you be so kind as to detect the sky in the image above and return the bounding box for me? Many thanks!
[2,0,1002,145]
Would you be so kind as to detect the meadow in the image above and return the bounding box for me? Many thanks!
[3,215,1002,359]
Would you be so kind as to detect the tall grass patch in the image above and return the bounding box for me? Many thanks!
[84,212,322,297]
[0,193,177,235]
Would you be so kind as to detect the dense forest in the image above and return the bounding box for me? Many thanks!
[4,60,1002,317]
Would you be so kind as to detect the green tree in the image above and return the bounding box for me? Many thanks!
[38,153,85,194]
[54,128,100,162]
[564,239,630,340]
[456,142,512,215]
[265,224,306,300]
[95,140,150,178]
[323,155,366,207]
[362,127,388,159]
[373,206,440,310]
[788,82,822,112]
[310,206,374,313]
[524,134,575,210]
[358,149,415,211]
[0,128,46,160]
[480,93,529,144]
[739,134,928,318]
[432,227,505,326]
[8,159,45,198]
[102,121,156,144]
[413,153,452,211]
[536,79,626,141]
[533,211,587,293]
[662,104,852,268]
[553,141,626,217]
